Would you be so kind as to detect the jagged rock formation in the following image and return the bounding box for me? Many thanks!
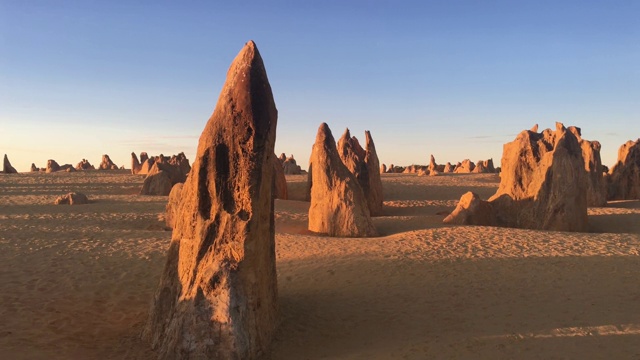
[142,41,279,360]
[131,152,142,174]
[443,192,496,225]
[337,129,383,216]
[272,153,288,200]
[308,123,378,237]
[567,127,607,206]
[75,159,95,170]
[607,139,640,200]
[428,155,446,173]
[46,160,60,173]
[2,154,17,174]
[445,123,589,232]
[472,159,496,173]
[380,164,387,174]
[364,131,383,216]
[54,192,89,205]
[98,154,118,170]
[454,159,475,173]
[30,163,38,172]
[282,155,302,174]
[443,162,454,173]
[139,153,192,195]
[139,163,173,196]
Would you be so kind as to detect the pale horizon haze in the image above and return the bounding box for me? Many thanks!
[1,1,638,172]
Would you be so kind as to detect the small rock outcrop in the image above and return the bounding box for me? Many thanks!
[131,152,142,174]
[607,139,640,200]
[282,155,302,174]
[46,160,60,173]
[54,192,89,205]
[2,154,17,174]
[443,162,453,173]
[138,153,192,195]
[443,192,496,225]
[308,123,377,237]
[472,159,496,173]
[75,159,95,170]
[99,154,118,170]
[139,163,173,196]
[428,155,438,173]
[454,159,475,173]
[30,163,38,172]
[272,153,288,200]
[445,123,589,232]
[143,41,279,360]
[380,164,387,174]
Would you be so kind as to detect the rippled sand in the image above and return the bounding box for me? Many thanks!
[1,171,639,359]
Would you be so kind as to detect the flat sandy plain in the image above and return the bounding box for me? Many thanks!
[1,170,640,359]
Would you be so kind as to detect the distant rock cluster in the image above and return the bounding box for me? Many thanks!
[380,155,498,176]
[27,155,120,173]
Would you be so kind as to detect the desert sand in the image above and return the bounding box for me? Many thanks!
[1,171,640,359]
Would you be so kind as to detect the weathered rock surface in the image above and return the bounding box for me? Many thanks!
[30,163,38,172]
[46,160,60,173]
[568,126,607,206]
[54,192,89,205]
[139,163,173,196]
[273,153,288,200]
[337,129,383,216]
[282,155,302,174]
[75,159,95,171]
[131,152,142,174]
[164,183,183,228]
[138,153,192,194]
[364,131,383,216]
[443,162,453,173]
[472,159,496,173]
[2,154,17,174]
[380,163,387,174]
[443,192,496,225]
[428,155,438,173]
[98,154,118,170]
[308,123,378,237]
[143,41,279,360]
[607,139,640,200]
[454,159,475,173]
[445,123,589,232]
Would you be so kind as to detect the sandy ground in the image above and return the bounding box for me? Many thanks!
[1,171,639,359]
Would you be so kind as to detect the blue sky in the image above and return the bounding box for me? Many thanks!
[1,0,638,171]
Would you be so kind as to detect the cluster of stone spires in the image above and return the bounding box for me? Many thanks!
[306,124,383,237]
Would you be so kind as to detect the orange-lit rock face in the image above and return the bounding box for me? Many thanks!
[337,128,384,216]
[143,41,278,360]
[608,139,640,200]
[446,123,589,232]
[308,123,378,237]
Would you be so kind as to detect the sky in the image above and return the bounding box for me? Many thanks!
[1,0,638,172]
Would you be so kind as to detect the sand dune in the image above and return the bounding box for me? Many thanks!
[1,171,639,359]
